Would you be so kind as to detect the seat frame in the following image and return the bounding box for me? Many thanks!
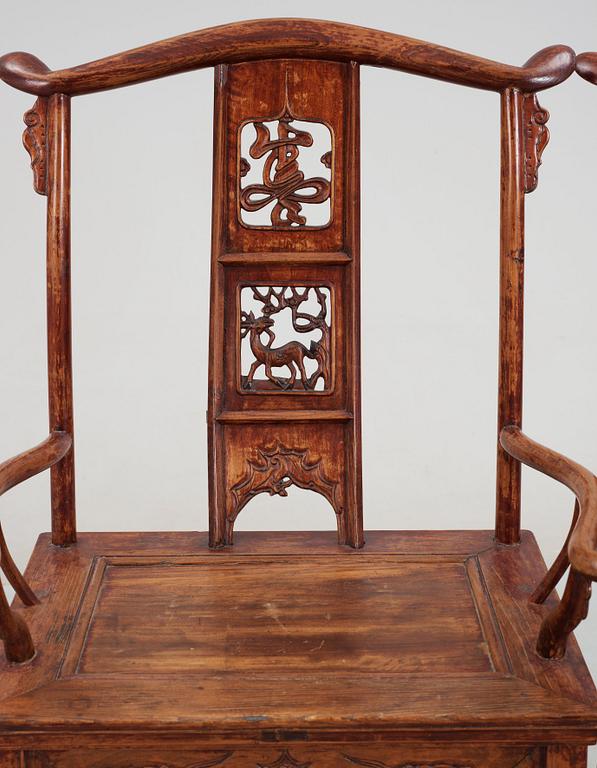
[1,17,597,768]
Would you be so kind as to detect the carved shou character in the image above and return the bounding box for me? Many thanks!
[239,114,332,228]
[240,286,331,392]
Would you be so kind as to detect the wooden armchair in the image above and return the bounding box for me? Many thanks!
[1,18,596,768]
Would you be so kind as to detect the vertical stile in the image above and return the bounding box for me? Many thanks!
[208,65,229,549]
[46,93,76,545]
[345,61,364,548]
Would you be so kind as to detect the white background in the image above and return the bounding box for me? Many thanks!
[1,0,597,755]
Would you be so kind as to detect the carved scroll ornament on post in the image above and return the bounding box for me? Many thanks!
[22,97,48,196]
[522,93,550,194]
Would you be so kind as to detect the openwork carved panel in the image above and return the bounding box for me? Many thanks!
[210,59,362,548]
[239,114,332,229]
[230,442,340,522]
[240,285,332,393]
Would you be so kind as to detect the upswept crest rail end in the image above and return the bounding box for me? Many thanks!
[0,19,576,96]
[576,52,597,84]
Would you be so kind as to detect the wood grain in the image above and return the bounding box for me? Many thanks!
[0,431,71,662]
[495,88,525,545]
[0,532,594,750]
[68,557,493,676]
[576,52,597,85]
[22,745,541,768]
[208,60,362,548]
[0,432,71,498]
[0,20,594,768]
[0,21,575,96]
[46,93,76,546]
[500,426,597,578]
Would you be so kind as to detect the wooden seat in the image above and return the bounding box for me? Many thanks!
[3,530,597,752]
[1,18,597,768]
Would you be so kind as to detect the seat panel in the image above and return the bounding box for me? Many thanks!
[70,556,492,676]
[0,530,595,749]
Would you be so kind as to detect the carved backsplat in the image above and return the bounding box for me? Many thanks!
[522,93,549,193]
[209,59,362,549]
[22,97,48,195]
[230,442,341,525]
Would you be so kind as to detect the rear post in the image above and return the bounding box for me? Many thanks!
[495,84,550,544]
[46,93,76,545]
[495,87,525,544]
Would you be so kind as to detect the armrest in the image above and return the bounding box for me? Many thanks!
[0,430,71,663]
[0,431,72,498]
[0,20,575,96]
[500,425,597,658]
[500,425,597,579]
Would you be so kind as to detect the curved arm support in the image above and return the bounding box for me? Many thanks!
[0,430,72,663]
[0,431,72,499]
[500,425,597,579]
[0,19,575,96]
[576,52,597,85]
[500,425,597,659]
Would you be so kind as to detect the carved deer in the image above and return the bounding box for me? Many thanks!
[240,311,314,390]
[253,286,331,390]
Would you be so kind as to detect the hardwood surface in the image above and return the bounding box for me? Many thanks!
[0,531,595,751]
[576,52,597,84]
[20,745,545,768]
[495,87,524,545]
[0,20,575,96]
[208,59,362,548]
[0,432,71,662]
[0,18,596,768]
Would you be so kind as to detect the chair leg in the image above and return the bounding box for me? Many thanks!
[530,500,579,604]
[0,575,35,663]
[0,523,39,606]
[0,752,21,768]
[545,745,587,768]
